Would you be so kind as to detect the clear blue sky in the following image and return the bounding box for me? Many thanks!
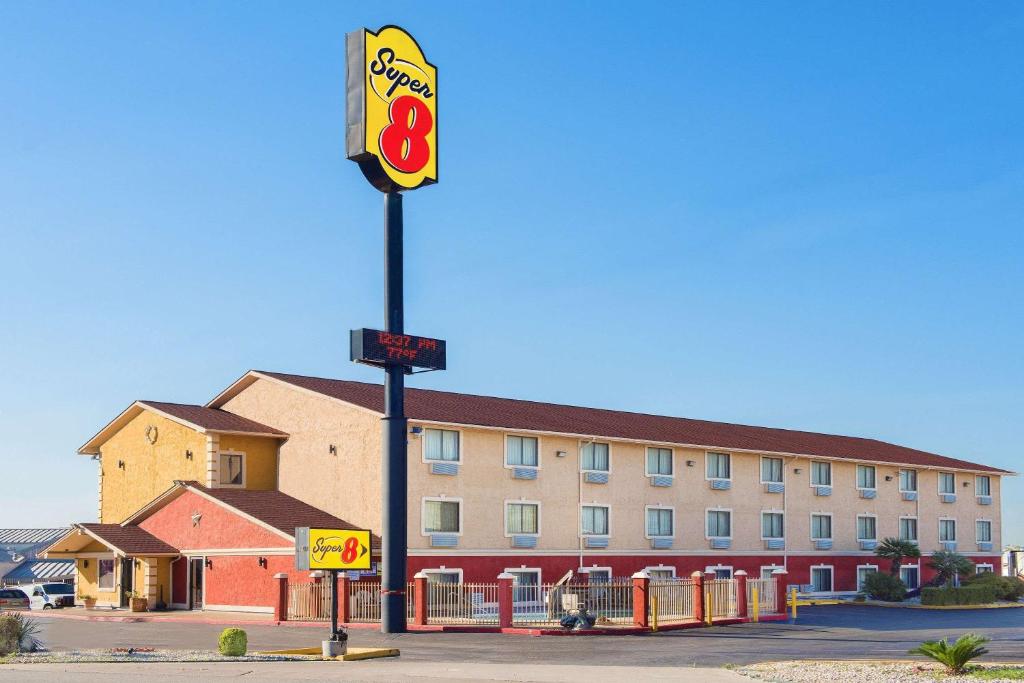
[1,2,1021,545]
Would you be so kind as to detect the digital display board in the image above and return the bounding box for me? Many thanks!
[350,328,446,371]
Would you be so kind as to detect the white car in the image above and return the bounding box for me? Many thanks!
[24,582,75,609]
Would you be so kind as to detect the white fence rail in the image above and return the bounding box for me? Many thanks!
[287,581,330,621]
[650,578,696,622]
[706,578,738,619]
[427,582,500,625]
[348,581,381,623]
[513,580,633,626]
[746,578,777,615]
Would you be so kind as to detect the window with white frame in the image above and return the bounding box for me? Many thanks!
[939,519,957,542]
[761,512,784,539]
[506,435,539,468]
[507,568,541,603]
[760,565,784,580]
[706,509,731,538]
[98,558,115,591]
[900,565,920,589]
[646,507,673,538]
[707,565,733,579]
[976,564,994,574]
[810,566,833,592]
[899,517,918,542]
[976,520,992,543]
[423,568,462,584]
[646,566,675,580]
[424,428,460,462]
[506,502,539,535]
[938,472,955,494]
[856,465,876,490]
[581,505,609,536]
[646,447,673,476]
[811,461,831,486]
[423,499,461,534]
[706,452,731,480]
[857,515,877,541]
[581,567,612,583]
[857,565,878,591]
[761,457,784,484]
[219,452,244,486]
[581,442,610,472]
[976,475,991,496]
[899,469,917,492]
[811,514,832,540]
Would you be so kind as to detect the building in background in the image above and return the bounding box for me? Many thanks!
[1,529,74,586]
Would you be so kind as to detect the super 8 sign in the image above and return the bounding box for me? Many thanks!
[350,328,446,371]
[346,25,437,193]
[295,527,372,571]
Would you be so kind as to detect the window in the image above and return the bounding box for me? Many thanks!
[706,509,731,538]
[581,505,609,536]
[707,566,733,579]
[856,465,876,490]
[857,516,877,541]
[899,517,918,542]
[857,565,878,591]
[976,564,994,574]
[98,558,115,591]
[506,435,538,467]
[939,472,955,494]
[219,452,244,486]
[976,476,991,496]
[976,520,992,543]
[581,442,610,472]
[706,452,731,480]
[646,448,673,476]
[423,499,461,534]
[505,502,539,535]
[582,567,611,583]
[646,567,675,580]
[646,507,673,538]
[423,568,462,584]
[761,512,784,539]
[760,566,784,580]
[899,469,917,492]
[424,428,460,462]
[939,519,957,542]
[811,461,831,486]
[811,514,832,540]
[900,565,920,589]
[810,566,833,593]
[506,569,541,603]
[761,457,784,484]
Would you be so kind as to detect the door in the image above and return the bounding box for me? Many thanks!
[189,558,204,610]
[120,558,134,608]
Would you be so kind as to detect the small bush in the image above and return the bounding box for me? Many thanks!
[862,572,907,602]
[218,628,247,657]
[964,572,1024,602]
[0,613,43,655]
[910,633,990,674]
[921,585,998,606]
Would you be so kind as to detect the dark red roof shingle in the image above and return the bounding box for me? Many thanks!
[79,523,178,555]
[141,401,286,436]
[259,371,1008,474]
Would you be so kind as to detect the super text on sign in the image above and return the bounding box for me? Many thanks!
[295,527,372,571]
[350,328,446,371]
[346,25,437,193]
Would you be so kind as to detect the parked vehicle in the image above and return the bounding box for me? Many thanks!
[24,582,75,609]
[0,587,31,610]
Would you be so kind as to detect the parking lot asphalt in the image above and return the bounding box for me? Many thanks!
[28,605,1024,667]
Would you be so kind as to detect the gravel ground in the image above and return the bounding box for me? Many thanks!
[737,661,1024,683]
[2,649,314,664]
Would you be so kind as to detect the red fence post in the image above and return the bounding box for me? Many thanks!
[413,572,428,626]
[497,572,514,629]
[632,570,650,628]
[772,569,788,615]
[273,572,288,622]
[338,574,350,624]
[691,571,704,624]
[734,570,748,619]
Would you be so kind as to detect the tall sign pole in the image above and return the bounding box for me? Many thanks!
[345,25,441,635]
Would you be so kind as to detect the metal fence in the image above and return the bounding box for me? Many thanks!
[746,578,777,615]
[348,580,381,623]
[650,578,696,622]
[287,581,331,621]
[706,578,738,619]
[512,580,634,627]
[426,582,500,625]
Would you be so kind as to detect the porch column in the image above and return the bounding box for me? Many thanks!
[413,572,428,626]
[497,572,514,629]
[691,571,704,624]
[273,573,288,622]
[772,569,788,615]
[631,570,650,628]
[734,570,748,619]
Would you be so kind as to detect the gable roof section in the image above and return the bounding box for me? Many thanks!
[77,524,178,556]
[79,400,287,455]
[211,370,1009,475]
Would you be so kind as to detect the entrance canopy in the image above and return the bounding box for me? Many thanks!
[43,524,178,559]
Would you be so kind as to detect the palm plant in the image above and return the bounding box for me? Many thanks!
[909,633,990,674]
[0,613,43,655]
[929,551,975,587]
[875,537,922,575]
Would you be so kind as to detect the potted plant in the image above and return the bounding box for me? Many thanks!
[126,590,148,613]
[80,594,97,609]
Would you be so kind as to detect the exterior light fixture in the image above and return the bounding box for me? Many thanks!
[686,460,696,467]
[885,475,893,481]
[329,444,337,455]
[118,460,125,469]
[205,558,213,569]
[410,426,423,435]
[258,557,268,568]
[185,450,193,460]
[556,451,567,458]
[83,559,89,568]
[794,468,802,474]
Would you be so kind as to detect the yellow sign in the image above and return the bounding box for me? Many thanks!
[346,25,438,192]
[297,528,372,571]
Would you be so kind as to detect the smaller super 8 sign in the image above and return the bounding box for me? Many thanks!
[295,527,372,571]
[351,328,446,371]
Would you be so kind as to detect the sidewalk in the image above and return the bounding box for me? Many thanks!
[31,607,279,626]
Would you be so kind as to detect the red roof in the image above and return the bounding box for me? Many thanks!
[258,371,1008,474]
[141,401,285,436]
[79,524,178,555]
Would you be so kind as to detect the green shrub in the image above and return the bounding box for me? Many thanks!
[964,572,1024,601]
[910,633,990,674]
[861,572,907,602]
[0,613,42,655]
[218,628,247,657]
[921,585,998,606]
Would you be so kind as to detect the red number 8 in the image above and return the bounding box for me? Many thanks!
[341,537,359,564]
[379,95,433,174]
